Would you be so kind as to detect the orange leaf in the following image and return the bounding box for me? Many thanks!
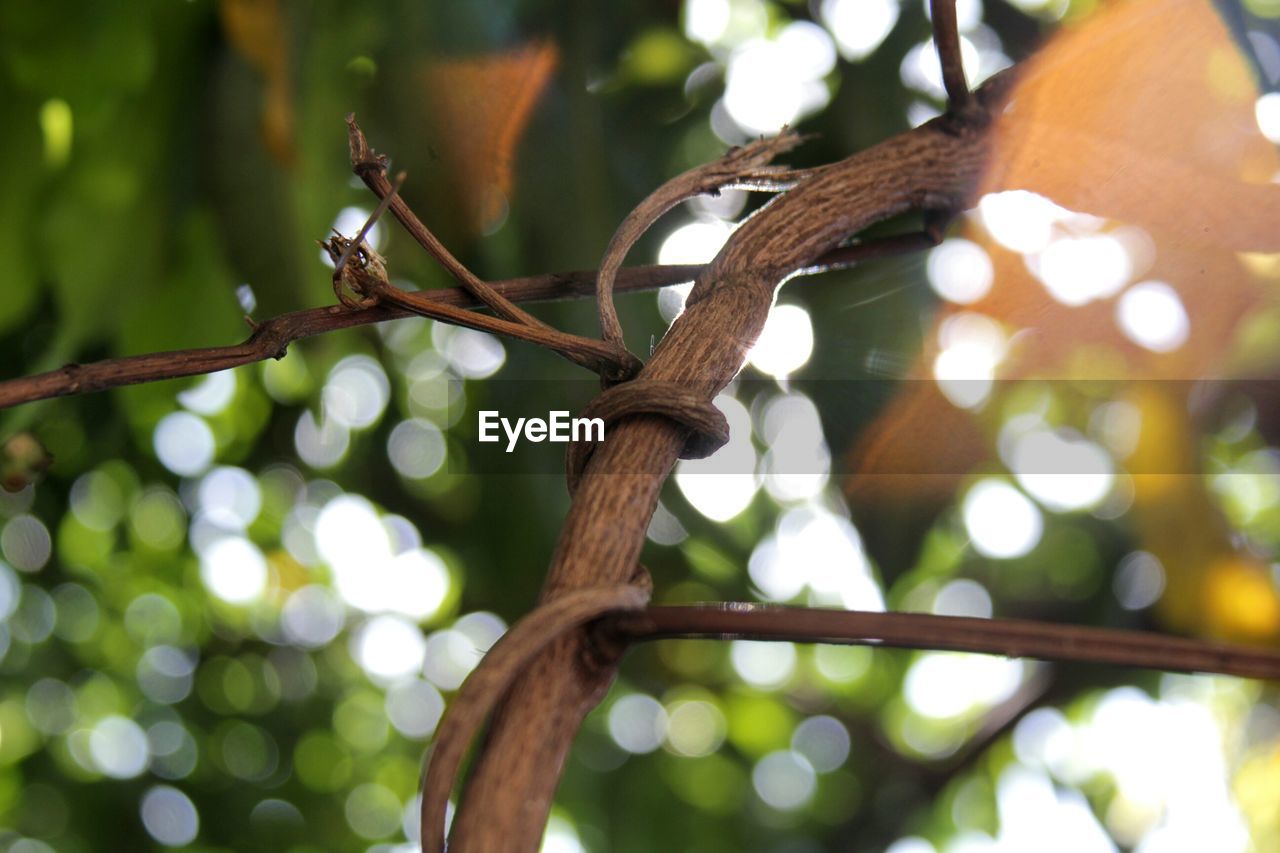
[218,0,295,166]
[418,41,558,234]
[845,0,1280,641]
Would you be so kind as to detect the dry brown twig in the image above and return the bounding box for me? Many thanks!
[0,265,675,410]
[328,170,407,305]
[339,120,649,382]
[344,114,553,332]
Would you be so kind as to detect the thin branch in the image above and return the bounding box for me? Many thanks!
[800,230,938,274]
[332,171,406,286]
[595,131,807,353]
[0,266,673,410]
[372,281,644,378]
[612,605,1280,681]
[421,584,649,853]
[346,114,554,331]
[930,0,974,114]
[342,120,654,380]
[0,234,926,411]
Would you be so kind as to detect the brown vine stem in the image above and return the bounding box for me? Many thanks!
[613,605,1280,681]
[445,70,1015,851]
[0,236,922,411]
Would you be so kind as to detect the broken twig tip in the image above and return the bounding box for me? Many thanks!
[346,113,388,175]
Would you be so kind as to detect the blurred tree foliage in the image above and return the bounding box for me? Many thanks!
[1,0,1279,851]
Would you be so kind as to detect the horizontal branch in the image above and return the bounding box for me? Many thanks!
[0,265,697,411]
[0,235,926,411]
[611,604,1280,681]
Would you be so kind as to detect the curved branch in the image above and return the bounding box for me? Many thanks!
[595,131,807,352]
[613,604,1280,681]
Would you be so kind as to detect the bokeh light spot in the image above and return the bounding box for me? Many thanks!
[153,413,215,477]
[904,652,1025,719]
[140,785,199,847]
[1113,551,1166,611]
[1116,281,1189,353]
[730,640,796,688]
[1,515,51,572]
[821,0,899,60]
[385,679,446,740]
[294,410,350,470]
[178,370,236,416]
[387,419,447,479]
[927,238,993,304]
[88,716,149,779]
[323,355,390,429]
[432,324,506,379]
[752,750,816,811]
[791,715,850,772]
[962,480,1042,559]
[748,304,813,379]
[351,615,426,683]
[665,699,726,757]
[282,585,345,648]
[199,537,269,604]
[344,783,402,840]
[608,694,668,754]
[1256,92,1280,143]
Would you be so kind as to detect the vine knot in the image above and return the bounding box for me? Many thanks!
[321,234,391,310]
[565,379,730,496]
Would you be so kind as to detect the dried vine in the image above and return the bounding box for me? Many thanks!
[444,45,1012,853]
